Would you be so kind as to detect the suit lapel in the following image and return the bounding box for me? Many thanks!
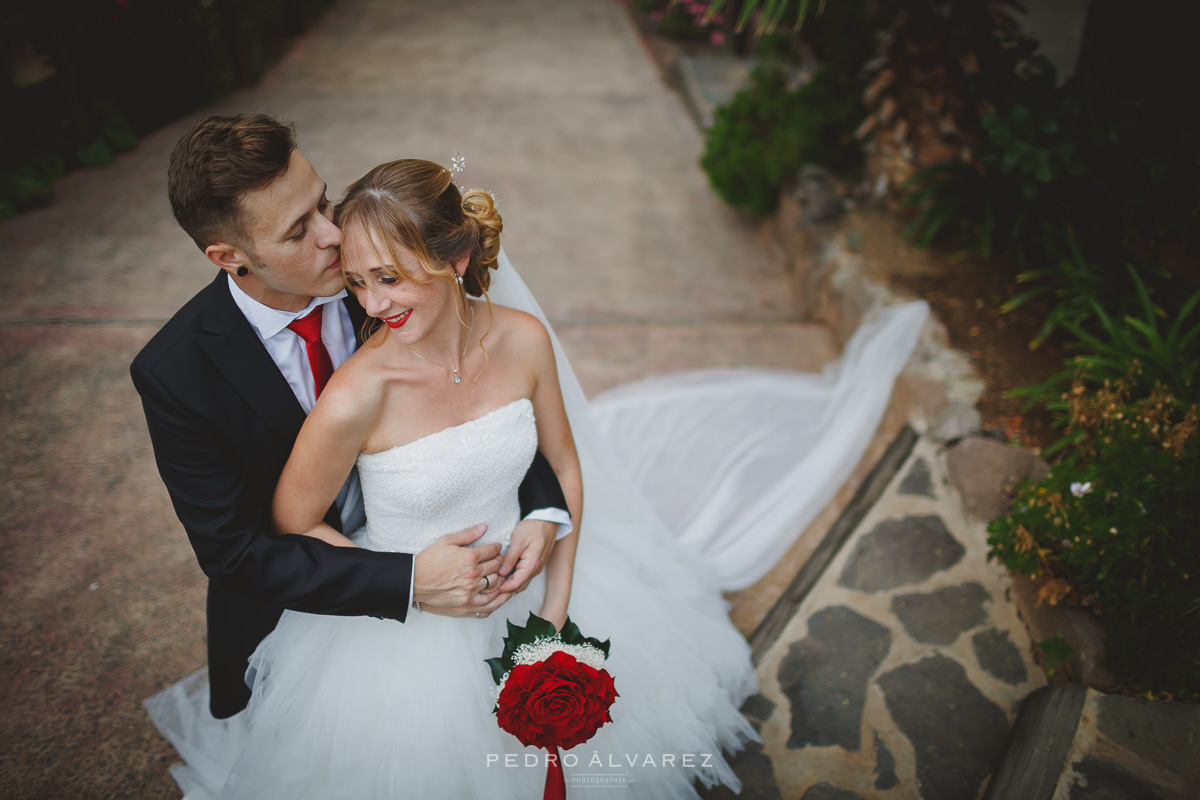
[194,274,307,446]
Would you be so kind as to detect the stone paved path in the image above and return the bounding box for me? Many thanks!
[0,1,832,797]
[743,437,1046,799]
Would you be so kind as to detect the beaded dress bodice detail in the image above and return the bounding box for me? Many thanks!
[354,399,536,554]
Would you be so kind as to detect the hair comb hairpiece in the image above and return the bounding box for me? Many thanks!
[450,153,466,191]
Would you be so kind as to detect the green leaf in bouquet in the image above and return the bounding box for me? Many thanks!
[485,656,507,686]
[559,616,611,659]
[559,616,585,645]
[521,612,558,642]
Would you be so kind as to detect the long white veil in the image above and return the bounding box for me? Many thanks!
[487,249,720,582]
[489,247,929,590]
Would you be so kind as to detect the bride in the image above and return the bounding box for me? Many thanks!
[152,158,761,798]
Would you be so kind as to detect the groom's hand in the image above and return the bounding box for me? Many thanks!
[412,523,510,617]
[495,519,557,595]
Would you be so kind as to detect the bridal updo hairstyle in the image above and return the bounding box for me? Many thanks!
[335,159,503,300]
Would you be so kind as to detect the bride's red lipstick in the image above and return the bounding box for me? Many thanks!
[382,310,412,329]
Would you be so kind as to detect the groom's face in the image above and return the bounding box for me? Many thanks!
[229,150,345,310]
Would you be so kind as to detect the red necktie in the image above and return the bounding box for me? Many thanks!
[287,304,334,399]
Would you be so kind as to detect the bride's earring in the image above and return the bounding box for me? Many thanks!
[455,271,464,286]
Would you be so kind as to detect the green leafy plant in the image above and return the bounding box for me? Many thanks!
[704,0,824,32]
[701,63,864,215]
[1036,634,1077,677]
[638,0,726,41]
[988,375,1200,699]
[900,47,1199,280]
[899,54,1104,265]
[1011,268,1200,435]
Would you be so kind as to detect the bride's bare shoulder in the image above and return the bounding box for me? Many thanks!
[311,339,390,425]
[481,301,551,352]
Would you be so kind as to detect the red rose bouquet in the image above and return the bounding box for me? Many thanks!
[487,613,618,800]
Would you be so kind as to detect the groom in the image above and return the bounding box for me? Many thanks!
[132,114,569,719]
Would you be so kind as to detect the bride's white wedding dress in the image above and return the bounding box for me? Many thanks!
[147,251,929,798]
[151,396,759,799]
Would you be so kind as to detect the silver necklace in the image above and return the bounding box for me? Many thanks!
[407,306,474,385]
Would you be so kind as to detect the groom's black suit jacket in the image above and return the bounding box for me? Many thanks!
[131,272,566,718]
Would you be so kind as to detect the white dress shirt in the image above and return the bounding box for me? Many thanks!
[227,277,571,608]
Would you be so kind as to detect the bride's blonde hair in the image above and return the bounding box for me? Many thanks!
[335,159,503,338]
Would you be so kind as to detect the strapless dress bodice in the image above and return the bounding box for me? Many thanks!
[353,398,536,554]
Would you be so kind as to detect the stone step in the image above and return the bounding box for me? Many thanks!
[983,683,1088,800]
[987,685,1200,800]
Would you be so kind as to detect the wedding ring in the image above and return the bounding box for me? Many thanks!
[475,612,481,619]
[483,576,490,590]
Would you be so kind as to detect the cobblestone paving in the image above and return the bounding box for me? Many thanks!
[750,437,1047,799]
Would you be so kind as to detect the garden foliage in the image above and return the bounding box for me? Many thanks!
[700,64,863,215]
[988,374,1200,699]
[698,0,870,216]
[1,0,336,220]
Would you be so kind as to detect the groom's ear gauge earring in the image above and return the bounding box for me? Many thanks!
[236,266,249,277]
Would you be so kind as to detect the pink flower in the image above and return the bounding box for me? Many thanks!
[649,9,664,21]
[689,3,707,14]
[710,30,726,45]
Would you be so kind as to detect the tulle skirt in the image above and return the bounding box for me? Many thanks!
[147,513,759,800]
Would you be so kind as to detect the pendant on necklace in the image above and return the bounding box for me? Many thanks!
[453,371,462,384]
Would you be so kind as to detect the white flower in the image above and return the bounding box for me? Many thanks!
[1070,481,1093,498]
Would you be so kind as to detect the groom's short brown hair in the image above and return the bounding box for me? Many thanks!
[168,113,297,252]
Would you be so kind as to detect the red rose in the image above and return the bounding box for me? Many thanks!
[496,650,618,751]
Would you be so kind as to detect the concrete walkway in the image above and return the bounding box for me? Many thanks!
[0,1,833,797]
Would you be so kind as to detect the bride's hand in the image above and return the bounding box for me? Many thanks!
[496,519,557,595]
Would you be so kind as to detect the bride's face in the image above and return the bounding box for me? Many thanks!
[341,223,457,340]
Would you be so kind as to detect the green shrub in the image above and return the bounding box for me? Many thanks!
[900,55,1103,265]
[900,39,1200,286]
[1010,269,1200,450]
[987,376,1200,699]
[701,64,864,215]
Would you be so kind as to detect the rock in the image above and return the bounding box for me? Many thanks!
[897,456,935,497]
[798,784,868,800]
[877,655,1011,800]
[740,693,777,729]
[873,732,899,790]
[1063,755,1162,800]
[778,606,892,751]
[931,400,982,443]
[837,515,965,592]
[1061,607,1118,691]
[1095,694,1200,783]
[891,582,992,645]
[1008,574,1118,690]
[945,437,1050,522]
[972,628,1028,685]
[792,164,843,224]
[696,739,783,800]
